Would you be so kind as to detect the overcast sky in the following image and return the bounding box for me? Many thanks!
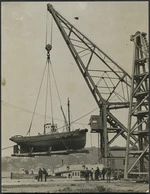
[1,1,148,157]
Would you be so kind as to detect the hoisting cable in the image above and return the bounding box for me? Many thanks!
[28,11,54,135]
[47,59,70,150]
[2,145,14,150]
[50,16,53,46]
[47,55,70,151]
[2,100,88,125]
[45,10,55,126]
[47,58,54,126]
[3,104,98,151]
[44,65,49,124]
[46,11,69,131]
[42,11,82,151]
[45,11,53,48]
[26,61,48,136]
[49,59,62,107]
[45,20,69,151]
[46,107,99,133]
[45,10,68,131]
[45,10,48,47]
[49,58,69,130]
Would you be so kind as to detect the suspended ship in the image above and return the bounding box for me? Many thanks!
[10,43,88,157]
[10,123,88,157]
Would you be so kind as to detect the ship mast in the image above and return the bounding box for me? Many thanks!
[68,98,71,132]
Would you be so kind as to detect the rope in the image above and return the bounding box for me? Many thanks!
[55,131,69,151]
[50,59,62,107]
[2,106,98,151]
[70,107,98,124]
[44,67,49,124]
[48,58,69,133]
[46,107,99,133]
[48,60,54,124]
[51,16,53,46]
[45,11,53,47]
[2,146,14,150]
[2,100,88,125]
[26,61,48,136]
[44,59,70,151]
[45,10,48,47]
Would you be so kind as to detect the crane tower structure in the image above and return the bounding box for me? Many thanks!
[124,31,149,179]
[47,4,139,166]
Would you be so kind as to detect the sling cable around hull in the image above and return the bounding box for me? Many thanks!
[9,11,88,157]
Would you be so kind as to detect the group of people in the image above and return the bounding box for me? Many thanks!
[84,167,111,182]
[21,169,34,175]
[37,168,48,182]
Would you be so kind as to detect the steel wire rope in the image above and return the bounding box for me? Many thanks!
[1,106,98,151]
[45,10,48,47]
[47,60,70,151]
[45,61,70,151]
[45,13,69,151]
[2,11,89,151]
[43,107,99,151]
[4,13,99,152]
[47,60,54,125]
[49,59,63,108]
[2,100,62,122]
[46,107,99,133]
[49,58,70,131]
[45,11,55,125]
[44,8,53,126]
[49,58,70,132]
[2,146,14,150]
[109,84,129,102]
[26,61,48,136]
[45,11,53,47]
[44,66,49,125]
[2,100,88,125]
[50,15,53,46]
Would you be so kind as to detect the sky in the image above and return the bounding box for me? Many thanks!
[1,1,148,157]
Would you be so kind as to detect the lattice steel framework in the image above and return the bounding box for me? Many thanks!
[124,31,149,178]
[47,4,138,165]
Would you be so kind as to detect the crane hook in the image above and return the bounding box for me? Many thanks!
[45,44,52,60]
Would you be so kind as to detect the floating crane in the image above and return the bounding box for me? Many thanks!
[47,4,138,166]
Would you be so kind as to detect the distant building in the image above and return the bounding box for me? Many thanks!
[109,146,137,170]
[54,164,104,180]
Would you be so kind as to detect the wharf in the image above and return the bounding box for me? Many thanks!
[2,178,149,193]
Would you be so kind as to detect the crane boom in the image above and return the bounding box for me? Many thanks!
[47,4,131,107]
[47,4,138,164]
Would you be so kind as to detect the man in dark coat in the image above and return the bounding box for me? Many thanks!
[43,168,48,182]
[102,167,106,180]
[95,167,100,180]
[84,167,90,181]
[38,168,43,182]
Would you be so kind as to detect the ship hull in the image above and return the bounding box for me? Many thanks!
[10,129,88,153]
